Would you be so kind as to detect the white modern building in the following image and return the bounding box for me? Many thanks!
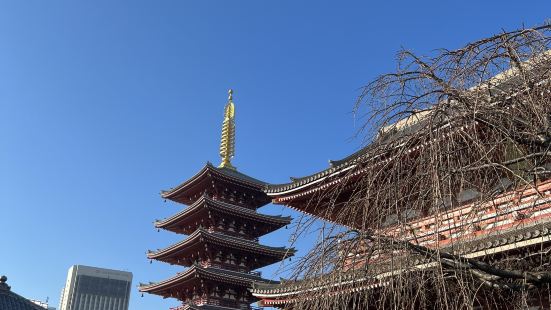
[58,265,132,310]
[29,299,55,309]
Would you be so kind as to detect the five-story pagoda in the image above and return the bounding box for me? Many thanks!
[140,90,294,310]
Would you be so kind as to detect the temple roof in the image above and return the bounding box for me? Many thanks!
[148,228,294,265]
[155,195,291,235]
[268,65,551,201]
[183,304,251,310]
[0,276,46,310]
[265,112,430,197]
[252,212,551,302]
[264,52,551,199]
[251,268,384,306]
[162,163,269,206]
[265,148,364,196]
[139,264,276,295]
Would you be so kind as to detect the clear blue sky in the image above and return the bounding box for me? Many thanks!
[1,1,549,309]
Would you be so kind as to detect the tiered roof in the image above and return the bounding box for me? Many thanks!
[142,161,293,304]
[142,162,293,300]
[161,163,270,207]
[148,227,294,268]
[140,264,275,296]
[155,195,291,236]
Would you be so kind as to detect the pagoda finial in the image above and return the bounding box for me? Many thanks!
[218,89,236,170]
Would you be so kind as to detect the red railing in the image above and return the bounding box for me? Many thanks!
[169,301,257,310]
[341,179,551,270]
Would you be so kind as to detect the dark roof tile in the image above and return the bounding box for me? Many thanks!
[0,276,46,310]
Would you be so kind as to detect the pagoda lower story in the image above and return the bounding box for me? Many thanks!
[141,264,266,309]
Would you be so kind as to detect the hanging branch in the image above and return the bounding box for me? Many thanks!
[281,23,551,310]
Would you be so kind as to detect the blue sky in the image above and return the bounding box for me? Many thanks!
[1,1,550,309]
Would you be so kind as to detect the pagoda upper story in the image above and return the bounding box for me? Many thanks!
[140,90,294,310]
[160,162,272,209]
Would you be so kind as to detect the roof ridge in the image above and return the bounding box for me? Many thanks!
[161,164,267,200]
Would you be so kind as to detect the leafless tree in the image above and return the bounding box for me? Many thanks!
[280,23,551,309]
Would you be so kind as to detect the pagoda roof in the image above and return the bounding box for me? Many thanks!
[162,163,267,202]
[155,195,291,233]
[148,228,294,264]
[139,264,275,295]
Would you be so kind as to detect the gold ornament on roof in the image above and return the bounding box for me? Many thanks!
[219,89,236,170]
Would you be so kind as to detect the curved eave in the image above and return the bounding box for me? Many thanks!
[147,229,204,260]
[252,217,551,299]
[267,164,358,199]
[265,125,410,197]
[148,228,295,261]
[267,122,471,202]
[252,273,382,300]
[185,304,252,310]
[265,141,401,197]
[255,278,384,307]
[265,60,551,199]
[161,163,267,201]
[266,138,418,198]
[155,195,292,230]
[139,265,199,293]
[140,265,271,293]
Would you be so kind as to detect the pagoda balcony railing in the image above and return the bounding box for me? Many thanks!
[170,300,259,310]
[189,298,252,309]
[206,227,259,242]
[200,262,262,277]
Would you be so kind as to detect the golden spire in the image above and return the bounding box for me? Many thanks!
[218,89,236,170]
